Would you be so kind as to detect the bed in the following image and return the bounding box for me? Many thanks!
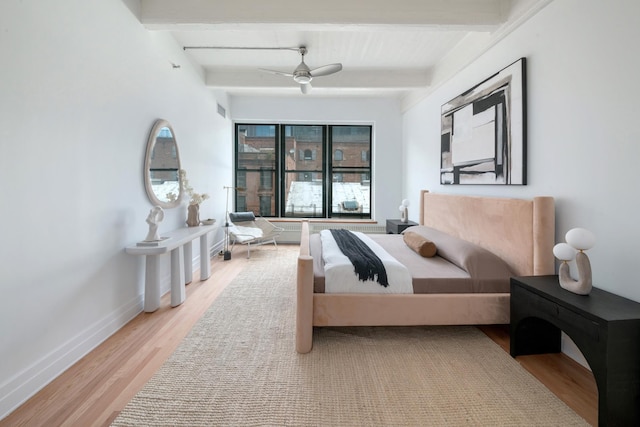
[296,190,555,353]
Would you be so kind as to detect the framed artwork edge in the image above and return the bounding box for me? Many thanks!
[440,57,527,186]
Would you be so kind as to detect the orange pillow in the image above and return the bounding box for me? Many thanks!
[403,231,437,257]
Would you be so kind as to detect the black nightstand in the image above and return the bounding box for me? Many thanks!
[386,219,417,234]
[511,275,640,426]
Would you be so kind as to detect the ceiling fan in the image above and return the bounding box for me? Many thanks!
[259,47,342,94]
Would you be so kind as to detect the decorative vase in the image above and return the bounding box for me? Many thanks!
[186,204,200,227]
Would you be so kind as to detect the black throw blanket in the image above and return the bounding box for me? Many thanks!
[329,229,389,287]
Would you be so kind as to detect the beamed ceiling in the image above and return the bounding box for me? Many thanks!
[137,0,552,106]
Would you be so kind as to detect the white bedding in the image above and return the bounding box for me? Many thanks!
[320,230,413,294]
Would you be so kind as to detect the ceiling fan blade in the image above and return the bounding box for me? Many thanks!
[259,68,294,77]
[300,83,312,94]
[309,63,342,77]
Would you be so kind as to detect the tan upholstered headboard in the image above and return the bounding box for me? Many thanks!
[419,191,555,276]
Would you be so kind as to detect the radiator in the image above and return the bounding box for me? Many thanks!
[277,222,386,243]
[310,223,386,234]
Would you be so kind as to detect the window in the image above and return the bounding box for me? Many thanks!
[260,170,272,189]
[237,195,247,212]
[330,126,372,218]
[259,196,271,216]
[234,124,277,216]
[235,123,372,218]
[284,125,325,217]
[361,172,371,185]
[237,171,246,189]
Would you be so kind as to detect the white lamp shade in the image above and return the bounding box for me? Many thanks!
[398,205,405,212]
[401,199,410,207]
[553,243,577,261]
[565,227,596,251]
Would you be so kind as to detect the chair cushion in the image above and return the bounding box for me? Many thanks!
[230,224,263,242]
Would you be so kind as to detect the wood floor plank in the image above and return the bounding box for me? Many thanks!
[478,324,597,426]
[1,246,597,426]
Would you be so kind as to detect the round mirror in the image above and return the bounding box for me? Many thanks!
[144,119,182,208]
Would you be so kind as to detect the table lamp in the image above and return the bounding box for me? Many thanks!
[552,227,595,295]
[399,199,410,223]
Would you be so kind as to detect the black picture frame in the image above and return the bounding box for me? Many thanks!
[440,58,527,185]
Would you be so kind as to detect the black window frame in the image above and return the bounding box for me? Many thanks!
[234,123,372,219]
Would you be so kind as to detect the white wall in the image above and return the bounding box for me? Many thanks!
[230,96,404,223]
[403,0,640,364]
[0,0,231,417]
[3,0,636,416]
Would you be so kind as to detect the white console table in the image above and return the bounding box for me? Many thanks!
[126,224,218,312]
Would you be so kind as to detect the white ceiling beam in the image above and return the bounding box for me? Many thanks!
[140,0,507,30]
[205,69,431,90]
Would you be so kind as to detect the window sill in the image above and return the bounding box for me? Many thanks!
[269,218,377,224]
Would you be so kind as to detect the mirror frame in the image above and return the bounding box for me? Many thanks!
[144,119,182,208]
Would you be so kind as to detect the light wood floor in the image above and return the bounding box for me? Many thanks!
[1,246,597,427]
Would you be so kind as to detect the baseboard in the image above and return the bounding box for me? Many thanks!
[209,238,225,258]
[0,295,143,420]
[1,239,220,420]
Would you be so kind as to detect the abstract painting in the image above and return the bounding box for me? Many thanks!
[440,58,526,185]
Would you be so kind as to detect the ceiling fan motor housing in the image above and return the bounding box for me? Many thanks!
[293,50,312,84]
[293,73,312,84]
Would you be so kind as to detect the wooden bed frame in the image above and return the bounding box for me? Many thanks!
[296,190,555,353]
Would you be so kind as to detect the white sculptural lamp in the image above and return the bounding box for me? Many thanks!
[399,199,410,223]
[553,227,595,295]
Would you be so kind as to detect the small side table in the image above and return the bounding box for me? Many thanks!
[386,219,418,234]
[511,275,640,426]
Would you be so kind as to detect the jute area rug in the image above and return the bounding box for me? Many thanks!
[112,246,588,426]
